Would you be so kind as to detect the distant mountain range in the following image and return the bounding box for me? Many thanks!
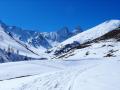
[0,20,82,62]
[0,21,82,49]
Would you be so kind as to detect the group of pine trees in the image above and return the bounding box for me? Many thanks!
[3,45,19,56]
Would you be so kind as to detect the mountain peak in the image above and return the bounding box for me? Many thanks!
[57,27,70,35]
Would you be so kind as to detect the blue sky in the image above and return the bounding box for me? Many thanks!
[0,0,120,32]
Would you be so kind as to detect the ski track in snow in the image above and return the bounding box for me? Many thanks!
[68,64,99,90]
[0,58,120,90]
[19,60,100,90]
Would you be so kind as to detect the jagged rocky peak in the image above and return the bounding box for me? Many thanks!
[0,20,81,49]
[54,27,72,42]
[57,27,70,35]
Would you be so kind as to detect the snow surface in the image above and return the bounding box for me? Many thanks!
[61,20,120,45]
[0,58,120,90]
[56,39,120,60]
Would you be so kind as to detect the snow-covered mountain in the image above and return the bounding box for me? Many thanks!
[4,24,81,49]
[0,22,47,62]
[0,24,38,55]
[0,20,82,62]
[50,20,120,59]
[0,19,120,61]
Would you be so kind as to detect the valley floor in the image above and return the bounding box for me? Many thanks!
[0,58,120,90]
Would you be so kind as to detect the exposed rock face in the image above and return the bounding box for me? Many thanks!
[5,25,81,49]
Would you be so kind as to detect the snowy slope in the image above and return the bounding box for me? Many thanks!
[0,58,120,90]
[61,20,120,45]
[62,39,120,60]
[50,20,120,58]
[0,24,39,58]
